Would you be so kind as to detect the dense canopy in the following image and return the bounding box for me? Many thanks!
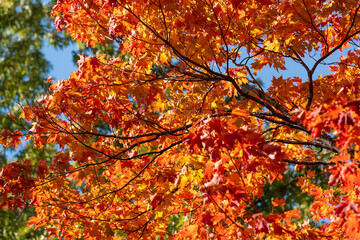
[2,0,360,239]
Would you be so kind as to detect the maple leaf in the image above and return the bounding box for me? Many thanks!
[0,129,23,148]
[231,108,248,118]
[335,200,359,219]
[54,16,65,31]
[201,211,214,227]
[254,218,270,234]
[272,197,286,207]
[177,224,198,239]
[105,0,118,8]
[328,162,356,186]
[150,193,164,208]
[204,173,223,188]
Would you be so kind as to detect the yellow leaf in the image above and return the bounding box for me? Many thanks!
[159,53,168,64]
[211,101,217,108]
[154,211,163,219]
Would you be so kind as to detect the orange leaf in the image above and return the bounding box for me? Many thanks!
[231,109,248,118]
[272,197,286,207]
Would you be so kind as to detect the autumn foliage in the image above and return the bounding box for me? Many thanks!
[2,0,360,239]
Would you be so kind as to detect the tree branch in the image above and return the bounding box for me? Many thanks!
[282,158,335,165]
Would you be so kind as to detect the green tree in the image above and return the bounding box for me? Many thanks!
[0,1,123,238]
[0,0,70,238]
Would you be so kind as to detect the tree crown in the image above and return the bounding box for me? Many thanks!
[2,0,360,239]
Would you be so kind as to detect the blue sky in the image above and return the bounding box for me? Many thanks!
[43,40,344,90]
[44,42,78,81]
[42,0,78,80]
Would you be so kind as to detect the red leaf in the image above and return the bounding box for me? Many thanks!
[54,16,66,31]
[201,211,214,227]
[335,200,359,219]
[150,193,163,208]
[254,218,270,234]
